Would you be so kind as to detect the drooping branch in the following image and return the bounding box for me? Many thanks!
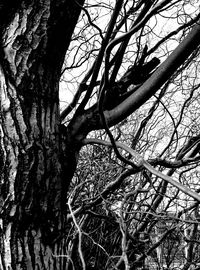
[83,138,200,202]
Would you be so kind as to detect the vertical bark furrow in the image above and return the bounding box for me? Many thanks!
[0,0,85,268]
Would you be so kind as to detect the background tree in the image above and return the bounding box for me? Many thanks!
[1,0,200,269]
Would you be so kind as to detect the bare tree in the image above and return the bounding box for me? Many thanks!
[1,0,200,269]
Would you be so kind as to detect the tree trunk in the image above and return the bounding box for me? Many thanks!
[0,1,84,269]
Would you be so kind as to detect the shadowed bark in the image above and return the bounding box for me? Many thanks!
[0,1,84,269]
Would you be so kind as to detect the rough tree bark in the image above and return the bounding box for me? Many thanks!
[0,1,84,269]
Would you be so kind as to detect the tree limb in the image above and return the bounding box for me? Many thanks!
[83,138,200,202]
[104,19,200,126]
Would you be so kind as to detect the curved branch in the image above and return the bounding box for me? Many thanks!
[76,0,124,113]
[104,19,200,126]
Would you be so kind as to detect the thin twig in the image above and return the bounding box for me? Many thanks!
[68,195,86,270]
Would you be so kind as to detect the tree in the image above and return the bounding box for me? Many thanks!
[1,0,200,269]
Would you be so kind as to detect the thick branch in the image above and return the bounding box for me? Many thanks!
[104,19,200,126]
